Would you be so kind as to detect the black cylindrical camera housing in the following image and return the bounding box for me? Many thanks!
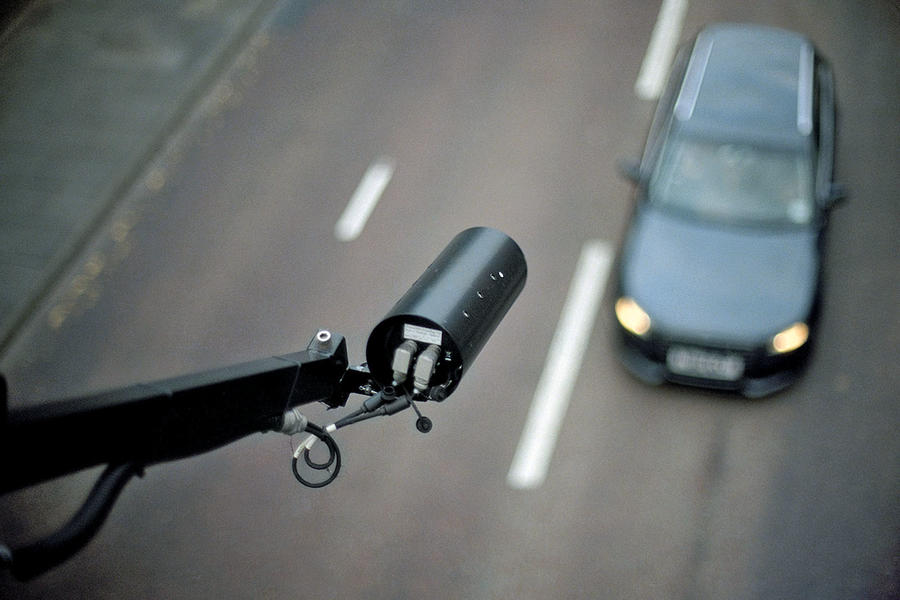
[366,227,526,399]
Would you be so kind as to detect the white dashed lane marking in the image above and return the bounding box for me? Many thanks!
[507,240,615,490]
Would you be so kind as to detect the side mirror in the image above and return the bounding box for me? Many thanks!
[820,182,848,209]
[829,182,848,203]
[617,157,643,184]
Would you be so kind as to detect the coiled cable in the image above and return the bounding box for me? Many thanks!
[291,422,341,488]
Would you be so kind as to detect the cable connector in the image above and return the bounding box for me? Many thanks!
[279,407,308,435]
[391,340,418,384]
[413,344,441,392]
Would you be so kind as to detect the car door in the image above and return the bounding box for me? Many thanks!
[815,58,838,211]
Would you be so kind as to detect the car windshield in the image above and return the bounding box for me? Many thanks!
[648,136,815,226]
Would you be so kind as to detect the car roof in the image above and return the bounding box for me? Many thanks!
[673,24,816,149]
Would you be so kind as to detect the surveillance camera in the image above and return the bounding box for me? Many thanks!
[366,227,526,400]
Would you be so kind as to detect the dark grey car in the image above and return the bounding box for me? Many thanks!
[614,23,844,397]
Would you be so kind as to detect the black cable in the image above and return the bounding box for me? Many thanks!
[291,423,341,488]
[301,422,336,470]
[333,395,411,429]
[289,390,410,488]
[5,462,142,581]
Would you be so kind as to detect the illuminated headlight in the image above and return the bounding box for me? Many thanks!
[769,322,809,354]
[615,297,651,337]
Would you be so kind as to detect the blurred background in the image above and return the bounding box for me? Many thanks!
[0,1,897,598]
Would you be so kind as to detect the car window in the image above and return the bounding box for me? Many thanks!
[648,136,815,226]
[642,45,691,170]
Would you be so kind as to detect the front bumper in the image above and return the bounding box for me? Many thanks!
[614,327,809,398]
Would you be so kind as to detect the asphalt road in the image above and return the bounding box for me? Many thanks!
[2,1,898,598]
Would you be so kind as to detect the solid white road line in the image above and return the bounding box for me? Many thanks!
[507,240,615,490]
[334,157,395,242]
[634,0,688,100]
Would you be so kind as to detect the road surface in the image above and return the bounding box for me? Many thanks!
[2,1,898,598]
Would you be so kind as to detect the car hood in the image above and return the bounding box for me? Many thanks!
[620,208,819,344]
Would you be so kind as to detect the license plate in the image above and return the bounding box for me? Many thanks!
[666,346,744,381]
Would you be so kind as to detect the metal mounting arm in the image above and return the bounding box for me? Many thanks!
[0,331,351,495]
[0,331,365,580]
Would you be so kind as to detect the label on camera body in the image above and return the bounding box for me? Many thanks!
[403,324,443,346]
